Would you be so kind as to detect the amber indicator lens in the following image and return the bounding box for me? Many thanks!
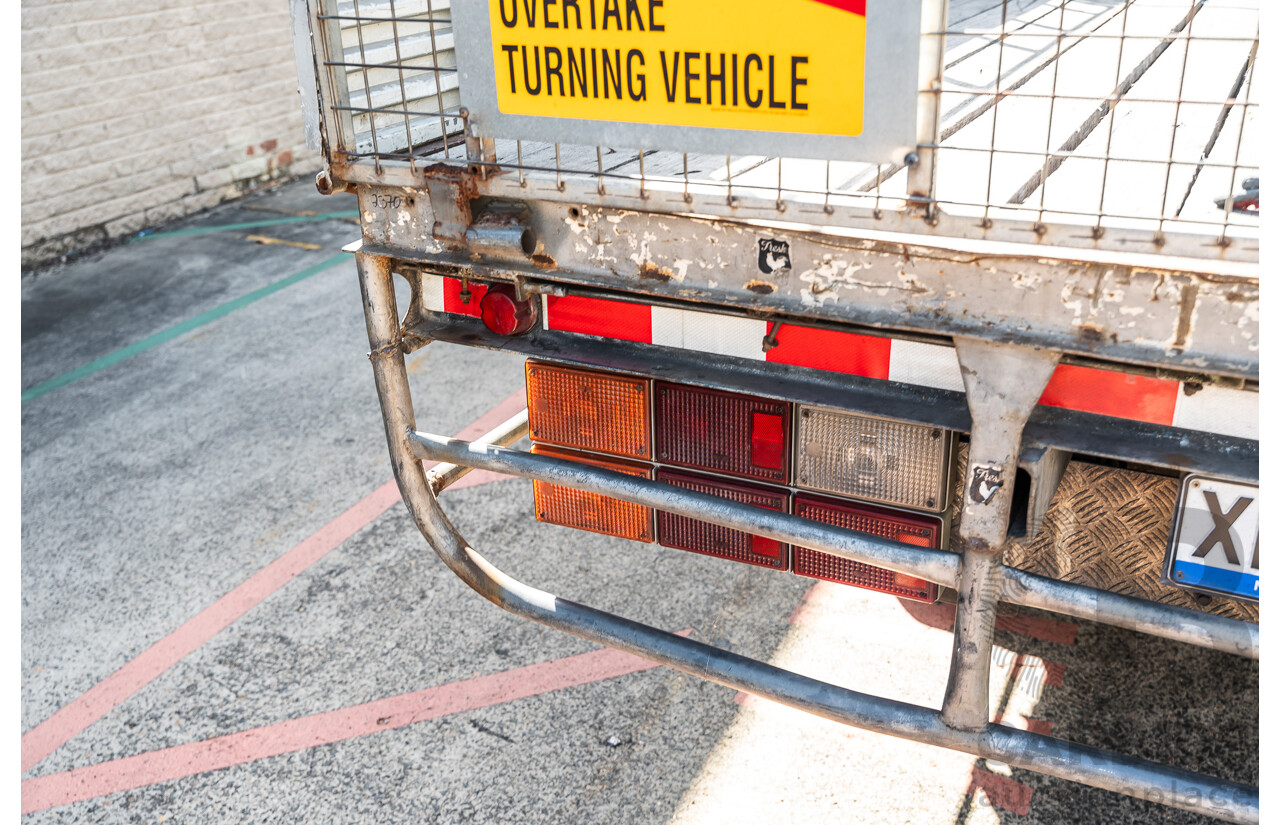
[655,383,790,483]
[656,469,789,570]
[526,361,651,459]
[793,493,941,602]
[795,405,950,512]
[531,445,654,542]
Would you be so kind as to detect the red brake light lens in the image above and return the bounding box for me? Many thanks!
[655,383,790,483]
[656,469,789,570]
[793,493,941,602]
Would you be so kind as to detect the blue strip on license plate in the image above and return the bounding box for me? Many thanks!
[1166,475,1259,602]
[1172,560,1259,599]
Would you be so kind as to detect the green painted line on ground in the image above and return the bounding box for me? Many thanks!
[132,212,360,241]
[22,253,351,405]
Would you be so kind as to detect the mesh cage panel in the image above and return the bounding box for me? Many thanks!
[316,0,1259,259]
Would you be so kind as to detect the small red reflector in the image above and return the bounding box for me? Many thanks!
[656,469,789,570]
[793,493,941,602]
[531,445,654,542]
[479,283,538,336]
[655,383,791,483]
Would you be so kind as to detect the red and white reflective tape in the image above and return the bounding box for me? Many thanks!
[422,276,1256,440]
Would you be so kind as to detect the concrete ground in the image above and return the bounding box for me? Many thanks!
[21,176,1257,823]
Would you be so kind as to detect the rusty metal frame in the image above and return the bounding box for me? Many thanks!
[355,249,1258,823]
[295,3,1259,818]
[352,194,1258,382]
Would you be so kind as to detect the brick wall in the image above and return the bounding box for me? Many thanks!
[21,0,321,267]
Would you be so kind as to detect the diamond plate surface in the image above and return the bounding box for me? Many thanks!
[949,444,1258,623]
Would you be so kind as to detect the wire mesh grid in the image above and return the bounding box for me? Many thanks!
[315,0,1258,260]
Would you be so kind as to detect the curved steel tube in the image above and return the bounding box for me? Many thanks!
[357,253,1258,824]
[409,433,1258,660]
[409,432,962,587]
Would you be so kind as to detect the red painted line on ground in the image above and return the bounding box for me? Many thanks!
[21,392,527,774]
[992,713,1054,736]
[786,584,821,626]
[1038,659,1066,688]
[22,636,687,815]
[1008,653,1066,689]
[967,766,1035,816]
[899,599,1078,646]
[994,613,1078,645]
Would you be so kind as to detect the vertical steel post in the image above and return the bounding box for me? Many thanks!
[907,0,949,219]
[356,253,428,501]
[941,339,1060,731]
[312,0,355,165]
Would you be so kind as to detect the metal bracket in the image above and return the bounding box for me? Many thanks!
[424,165,478,245]
[1016,445,1071,541]
[464,201,536,262]
[942,339,1061,731]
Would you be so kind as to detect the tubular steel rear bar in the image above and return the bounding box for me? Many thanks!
[357,252,1258,824]
[408,433,1258,660]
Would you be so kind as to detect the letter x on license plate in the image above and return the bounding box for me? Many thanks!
[1165,474,1259,603]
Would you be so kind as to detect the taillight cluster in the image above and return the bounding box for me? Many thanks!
[525,360,951,602]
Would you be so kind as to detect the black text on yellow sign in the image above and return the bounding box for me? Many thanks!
[488,0,867,136]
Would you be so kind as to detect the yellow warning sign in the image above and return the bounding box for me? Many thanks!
[486,0,867,137]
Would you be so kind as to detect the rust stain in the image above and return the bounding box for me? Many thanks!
[423,163,479,204]
[1171,283,1199,351]
[744,280,776,294]
[531,253,556,268]
[1075,322,1106,345]
[638,262,672,282]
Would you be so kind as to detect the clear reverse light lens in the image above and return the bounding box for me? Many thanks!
[795,405,950,512]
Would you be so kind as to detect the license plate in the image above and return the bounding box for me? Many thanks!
[1165,475,1259,602]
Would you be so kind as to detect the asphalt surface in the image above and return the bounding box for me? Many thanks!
[21,176,1258,823]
